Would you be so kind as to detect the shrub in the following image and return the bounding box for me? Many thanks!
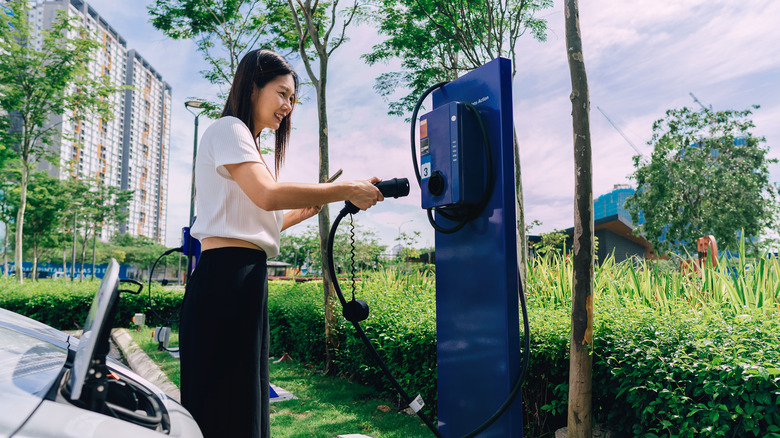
[5,258,780,437]
[594,304,780,437]
[267,280,327,365]
[0,278,184,330]
[523,304,571,436]
[264,268,780,437]
[332,270,438,413]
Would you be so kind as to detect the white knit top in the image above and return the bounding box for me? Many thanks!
[190,116,285,257]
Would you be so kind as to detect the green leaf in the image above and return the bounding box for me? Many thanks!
[756,391,771,405]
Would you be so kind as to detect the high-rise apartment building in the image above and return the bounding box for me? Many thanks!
[120,50,171,241]
[25,0,171,243]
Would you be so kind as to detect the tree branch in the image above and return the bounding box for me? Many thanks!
[329,0,360,57]
[288,0,319,88]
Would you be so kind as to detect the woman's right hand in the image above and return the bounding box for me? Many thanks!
[348,177,384,210]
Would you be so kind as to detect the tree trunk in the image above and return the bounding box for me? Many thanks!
[319,205,337,372]
[71,214,77,280]
[3,221,8,277]
[15,164,29,283]
[565,0,594,437]
[32,242,38,281]
[314,55,339,373]
[80,228,90,281]
[513,127,527,280]
[91,227,97,279]
[288,0,340,373]
[62,246,66,278]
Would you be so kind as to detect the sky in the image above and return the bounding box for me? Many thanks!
[83,0,780,251]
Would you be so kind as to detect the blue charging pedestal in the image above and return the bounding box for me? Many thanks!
[422,58,522,437]
[182,226,201,279]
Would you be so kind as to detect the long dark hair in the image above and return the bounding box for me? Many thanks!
[221,49,299,176]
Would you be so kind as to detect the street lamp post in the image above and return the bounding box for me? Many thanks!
[184,100,206,284]
[397,220,413,259]
[398,219,413,242]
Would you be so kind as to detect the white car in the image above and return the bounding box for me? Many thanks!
[0,260,203,438]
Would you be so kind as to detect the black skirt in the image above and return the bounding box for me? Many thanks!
[180,247,270,438]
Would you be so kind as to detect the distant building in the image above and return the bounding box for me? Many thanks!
[593,184,635,222]
[22,0,171,243]
[119,49,171,241]
[530,184,658,263]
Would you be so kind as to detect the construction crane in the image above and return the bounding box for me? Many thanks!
[690,92,717,136]
[596,106,644,157]
[689,92,713,112]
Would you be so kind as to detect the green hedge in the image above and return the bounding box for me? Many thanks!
[4,276,779,437]
[266,279,780,437]
[0,278,184,330]
[593,302,780,437]
[267,280,328,365]
[331,275,438,415]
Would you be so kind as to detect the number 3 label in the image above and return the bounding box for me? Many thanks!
[421,161,431,180]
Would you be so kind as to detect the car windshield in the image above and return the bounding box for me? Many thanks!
[0,326,67,398]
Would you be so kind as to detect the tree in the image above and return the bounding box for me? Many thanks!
[532,228,568,257]
[275,222,385,274]
[60,177,90,279]
[365,0,550,115]
[329,220,385,273]
[625,106,779,255]
[85,184,132,279]
[110,233,172,278]
[66,179,132,280]
[22,172,67,280]
[565,0,594,436]
[363,0,552,277]
[0,1,118,283]
[0,169,19,277]
[148,0,300,117]
[395,230,422,260]
[277,232,316,271]
[286,0,366,372]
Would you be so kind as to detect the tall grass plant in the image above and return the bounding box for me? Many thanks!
[525,245,780,314]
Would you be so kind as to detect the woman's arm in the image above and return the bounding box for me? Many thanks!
[281,206,321,232]
[224,161,383,211]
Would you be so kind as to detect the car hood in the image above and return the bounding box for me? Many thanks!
[0,308,71,435]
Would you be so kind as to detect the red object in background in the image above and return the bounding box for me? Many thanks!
[681,235,719,275]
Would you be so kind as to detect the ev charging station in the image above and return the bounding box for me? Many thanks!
[330,57,526,437]
[420,58,523,436]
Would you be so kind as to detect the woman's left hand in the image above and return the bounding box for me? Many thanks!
[282,206,322,232]
[300,205,322,220]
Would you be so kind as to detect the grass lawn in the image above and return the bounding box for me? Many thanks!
[126,328,432,437]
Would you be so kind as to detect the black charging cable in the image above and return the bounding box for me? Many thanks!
[327,183,531,437]
[411,81,450,184]
[146,246,183,352]
[327,200,443,437]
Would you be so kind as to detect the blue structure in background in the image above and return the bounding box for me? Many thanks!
[533,185,658,263]
[425,58,523,436]
[0,262,130,279]
[593,184,635,222]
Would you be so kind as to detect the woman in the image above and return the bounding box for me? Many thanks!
[180,48,383,438]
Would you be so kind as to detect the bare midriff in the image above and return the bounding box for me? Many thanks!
[200,237,264,252]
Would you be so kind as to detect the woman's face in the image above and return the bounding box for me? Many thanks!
[251,74,296,135]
